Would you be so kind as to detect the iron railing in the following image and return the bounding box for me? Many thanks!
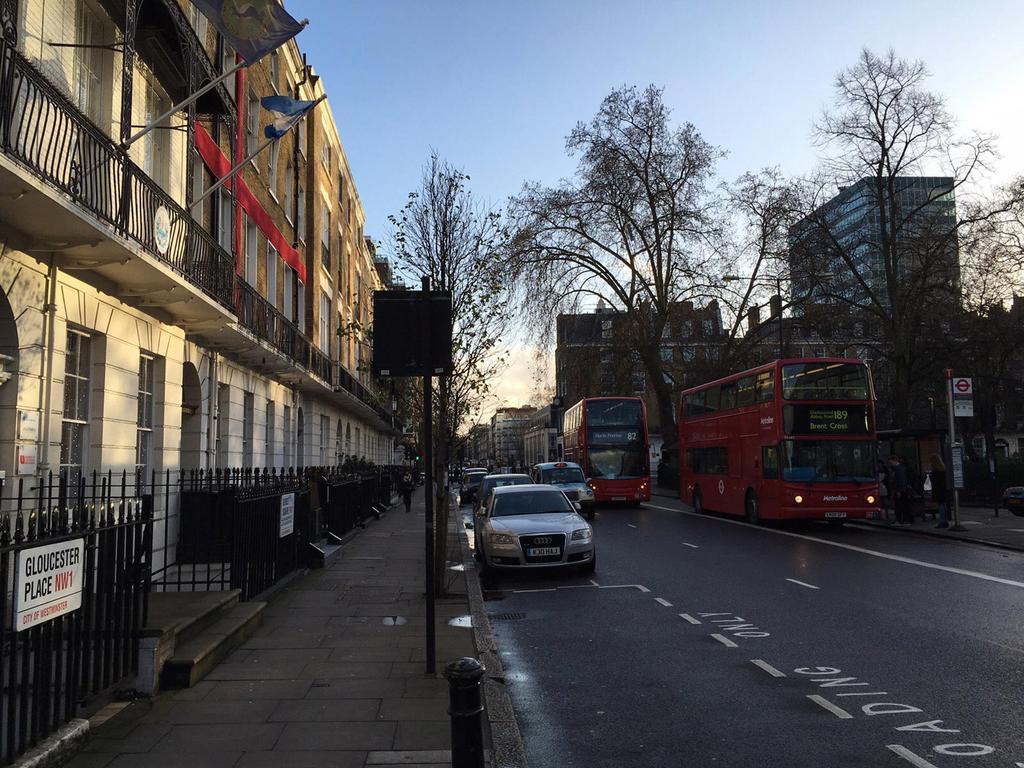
[0,472,149,764]
[0,40,235,309]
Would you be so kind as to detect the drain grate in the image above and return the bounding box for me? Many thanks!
[489,612,527,621]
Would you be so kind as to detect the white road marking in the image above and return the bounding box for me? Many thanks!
[589,580,599,586]
[710,633,737,648]
[1010,529,1024,533]
[627,523,638,528]
[750,659,787,678]
[682,542,699,548]
[886,745,940,768]
[511,584,649,594]
[836,691,888,697]
[654,597,672,607]
[786,578,821,590]
[679,613,702,625]
[807,695,853,719]
[644,502,1024,590]
[511,588,557,594]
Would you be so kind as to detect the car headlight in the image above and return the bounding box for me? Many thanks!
[581,488,593,498]
[866,495,876,504]
[571,528,592,541]
[488,533,516,546]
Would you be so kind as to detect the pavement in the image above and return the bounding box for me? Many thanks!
[487,494,1024,767]
[66,488,483,768]
[652,484,1024,551]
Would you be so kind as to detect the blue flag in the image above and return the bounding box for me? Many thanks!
[261,95,318,139]
[191,0,306,65]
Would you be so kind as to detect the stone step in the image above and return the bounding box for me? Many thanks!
[307,538,345,569]
[160,601,266,689]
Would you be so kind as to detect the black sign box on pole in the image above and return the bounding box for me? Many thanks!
[372,290,453,377]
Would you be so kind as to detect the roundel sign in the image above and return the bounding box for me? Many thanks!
[953,377,972,395]
[718,479,725,495]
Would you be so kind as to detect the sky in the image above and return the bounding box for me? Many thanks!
[289,0,1024,413]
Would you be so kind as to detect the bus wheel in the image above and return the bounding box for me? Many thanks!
[745,490,760,525]
[693,488,703,514]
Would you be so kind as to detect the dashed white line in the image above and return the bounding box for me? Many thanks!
[750,659,787,678]
[886,745,940,768]
[807,695,853,719]
[654,597,672,607]
[644,502,1024,591]
[627,523,638,528]
[511,588,557,594]
[710,633,737,648]
[678,613,702,625]
[786,578,821,590]
[682,542,699,548]
[598,584,650,592]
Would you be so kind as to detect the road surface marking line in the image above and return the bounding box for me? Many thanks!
[511,588,557,594]
[597,584,651,592]
[750,659,787,677]
[627,523,638,528]
[654,597,672,607]
[643,503,1024,590]
[887,745,940,768]
[682,542,699,548]
[807,695,853,719]
[679,613,702,625]
[710,633,737,648]
[786,578,820,590]
[836,691,888,697]
[589,580,599,586]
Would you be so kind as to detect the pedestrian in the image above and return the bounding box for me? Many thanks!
[901,456,922,523]
[929,453,949,529]
[401,472,415,513]
[889,455,911,525]
[877,460,891,521]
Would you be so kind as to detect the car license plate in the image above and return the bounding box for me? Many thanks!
[825,511,847,519]
[612,496,626,501]
[528,547,560,557]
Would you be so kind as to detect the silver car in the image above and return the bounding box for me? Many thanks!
[531,461,596,520]
[473,484,596,574]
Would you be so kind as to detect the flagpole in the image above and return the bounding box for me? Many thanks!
[189,96,325,210]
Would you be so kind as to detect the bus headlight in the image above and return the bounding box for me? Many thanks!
[867,495,876,505]
[794,495,803,504]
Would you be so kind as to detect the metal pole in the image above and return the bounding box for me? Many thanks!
[445,657,486,768]
[944,369,964,531]
[422,276,436,674]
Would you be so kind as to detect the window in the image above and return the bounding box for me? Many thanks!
[267,141,279,199]
[660,346,673,363]
[265,401,275,466]
[141,76,171,188]
[266,242,278,303]
[242,392,254,468]
[74,0,108,125]
[321,141,331,169]
[283,266,295,323]
[283,161,294,221]
[320,415,329,465]
[297,118,306,157]
[61,330,91,486]
[219,41,233,75]
[191,148,208,225]
[354,271,362,319]
[338,171,345,205]
[719,383,737,411]
[762,446,779,479]
[244,215,257,284]
[218,190,232,252]
[136,355,155,479]
[188,3,208,42]
[283,405,292,468]
[601,320,613,340]
[756,370,775,402]
[320,291,331,351]
[270,51,279,93]
[686,446,728,475]
[336,310,343,357]
[246,90,260,158]
[215,383,229,468]
[736,376,755,407]
[321,206,331,271]
[297,181,305,239]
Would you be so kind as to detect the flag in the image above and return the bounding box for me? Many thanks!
[191,0,306,65]
[261,95,318,139]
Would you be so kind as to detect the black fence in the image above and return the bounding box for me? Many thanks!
[151,466,399,600]
[0,472,149,764]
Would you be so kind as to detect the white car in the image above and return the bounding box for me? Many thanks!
[473,484,596,574]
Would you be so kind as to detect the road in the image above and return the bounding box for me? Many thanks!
[474,494,1024,768]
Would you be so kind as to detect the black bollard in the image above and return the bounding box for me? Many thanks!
[444,657,485,768]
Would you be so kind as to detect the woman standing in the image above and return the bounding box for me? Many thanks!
[929,454,949,529]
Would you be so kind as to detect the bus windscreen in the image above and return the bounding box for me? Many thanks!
[782,363,869,401]
[588,446,645,479]
[781,440,876,483]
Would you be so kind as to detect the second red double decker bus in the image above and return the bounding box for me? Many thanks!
[563,396,651,503]
[678,358,881,523]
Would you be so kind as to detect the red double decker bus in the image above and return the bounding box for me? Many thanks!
[563,396,651,503]
[678,358,880,523]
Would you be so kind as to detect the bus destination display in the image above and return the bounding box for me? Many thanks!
[783,404,870,435]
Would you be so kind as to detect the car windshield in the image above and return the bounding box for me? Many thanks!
[492,490,573,517]
[587,446,645,479]
[480,476,531,498]
[586,399,642,426]
[541,467,586,484]
[782,363,870,401]
[465,473,486,486]
[781,440,876,483]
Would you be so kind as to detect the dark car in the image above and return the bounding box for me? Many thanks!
[474,474,533,516]
[1000,486,1024,516]
[460,468,488,504]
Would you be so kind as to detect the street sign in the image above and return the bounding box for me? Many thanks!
[14,539,85,631]
[951,445,965,489]
[372,290,454,377]
[951,377,974,417]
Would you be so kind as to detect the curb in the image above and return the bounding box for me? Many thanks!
[454,502,529,768]
[12,718,89,768]
[850,520,1024,553]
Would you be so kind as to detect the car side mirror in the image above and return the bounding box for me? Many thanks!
[573,501,582,511]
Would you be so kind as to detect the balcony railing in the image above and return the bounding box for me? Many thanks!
[0,41,235,309]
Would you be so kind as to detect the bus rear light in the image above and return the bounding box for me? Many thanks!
[867,495,876,505]
[794,495,803,504]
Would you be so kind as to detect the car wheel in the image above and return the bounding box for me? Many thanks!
[693,488,703,515]
[745,490,760,525]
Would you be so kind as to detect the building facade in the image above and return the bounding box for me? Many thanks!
[0,0,398,570]
[522,404,558,466]
[490,406,534,469]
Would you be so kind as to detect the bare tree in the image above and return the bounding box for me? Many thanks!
[388,153,511,594]
[794,48,1023,426]
[510,85,721,449]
